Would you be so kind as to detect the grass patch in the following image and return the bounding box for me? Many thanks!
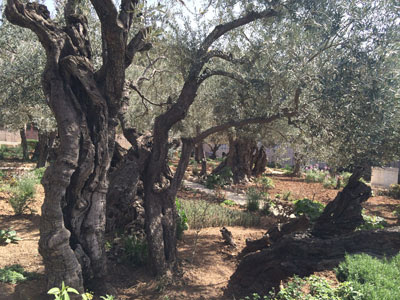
[180,199,261,229]
[335,252,400,300]
[0,265,38,284]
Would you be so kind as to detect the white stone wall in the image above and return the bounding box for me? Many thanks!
[371,167,399,188]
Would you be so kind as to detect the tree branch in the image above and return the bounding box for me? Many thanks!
[193,87,302,144]
[125,27,153,68]
[197,69,248,85]
[199,8,280,54]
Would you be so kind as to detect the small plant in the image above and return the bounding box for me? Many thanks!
[293,198,325,221]
[246,187,263,211]
[0,265,37,284]
[0,228,22,245]
[282,191,292,201]
[122,234,148,266]
[357,212,387,230]
[6,172,37,215]
[256,176,275,191]
[388,184,400,199]
[48,282,79,300]
[393,205,400,218]
[32,167,46,182]
[176,198,189,239]
[100,295,115,300]
[221,199,236,207]
[205,167,233,189]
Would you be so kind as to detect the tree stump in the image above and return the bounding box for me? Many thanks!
[312,170,371,238]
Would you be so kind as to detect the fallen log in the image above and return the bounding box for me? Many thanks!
[227,227,400,298]
[238,215,310,258]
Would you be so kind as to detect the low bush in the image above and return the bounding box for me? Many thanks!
[121,234,148,267]
[293,198,325,221]
[357,212,387,230]
[246,187,265,212]
[0,228,21,245]
[48,282,115,300]
[241,275,362,300]
[205,167,233,189]
[221,199,236,207]
[336,252,400,300]
[181,199,261,229]
[0,265,38,284]
[6,172,37,215]
[256,176,275,191]
[388,184,400,199]
[176,198,189,240]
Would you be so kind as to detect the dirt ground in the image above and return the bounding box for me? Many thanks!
[0,166,399,299]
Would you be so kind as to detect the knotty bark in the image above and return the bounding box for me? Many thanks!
[5,0,150,293]
[312,169,371,238]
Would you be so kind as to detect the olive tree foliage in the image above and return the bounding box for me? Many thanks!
[208,0,400,177]
[300,0,400,170]
[0,20,55,133]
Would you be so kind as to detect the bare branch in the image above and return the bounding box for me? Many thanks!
[200,8,280,54]
[197,68,248,85]
[128,82,169,108]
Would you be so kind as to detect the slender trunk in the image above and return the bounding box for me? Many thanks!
[19,126,28,161]
[291,153,303,177]
[35,131,56,168]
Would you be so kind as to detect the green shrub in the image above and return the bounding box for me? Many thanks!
[48,282,114,300]
[0,265,37,284]
[6,172,37,215]
[0,228,22,245]
[205,167,233,189]
[242,275,362,300]
[181,199,260,229]
[336,253,400,300]
[256,176,275,190]
[121,234,148,267]
[305,168,327,183]
[293,198,325,221]
[32,167,46,183]
[246,187,263,212]
[388,184,400,199]
[176,198,188,239]
[323,176,337,189]
[357,212,387,230]
[221,199,236,207]
[0,145,24,160]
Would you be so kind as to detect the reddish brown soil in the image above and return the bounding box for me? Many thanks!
[0,166,399,299]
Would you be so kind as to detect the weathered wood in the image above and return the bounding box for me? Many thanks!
[227,227,400,298]
[239,215,310,258]
[220,227,236,247]
[312,170,371,238]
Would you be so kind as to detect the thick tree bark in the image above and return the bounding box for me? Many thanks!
[227,227,400,298]
[5,0,149,293]
[19,126,29,161]
[312,169,371,238]
[213,137,256,183]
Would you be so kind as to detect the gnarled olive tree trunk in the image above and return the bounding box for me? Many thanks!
[5,0,149,293]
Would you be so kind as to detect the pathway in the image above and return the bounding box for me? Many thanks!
[183,180,247,206]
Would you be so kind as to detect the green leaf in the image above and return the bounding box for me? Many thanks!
[47,287,61,295]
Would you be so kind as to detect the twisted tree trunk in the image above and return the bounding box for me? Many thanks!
[5,0,150,293]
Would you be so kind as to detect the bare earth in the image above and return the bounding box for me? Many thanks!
[0,169,399,299]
